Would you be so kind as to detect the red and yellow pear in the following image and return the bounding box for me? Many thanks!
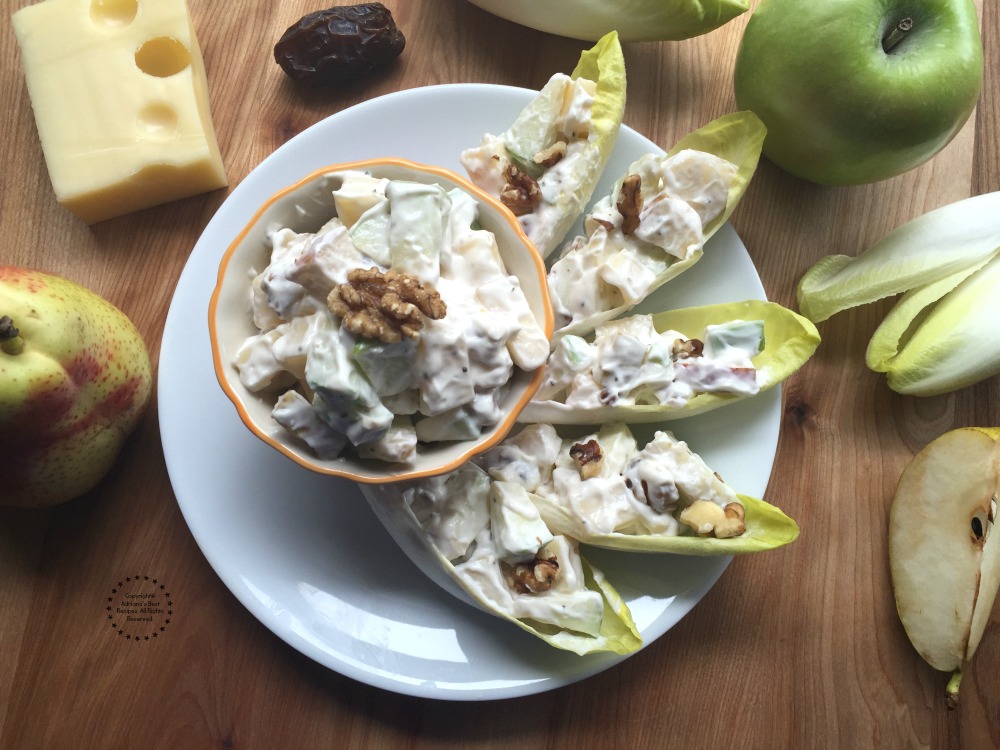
[0,266,152,507]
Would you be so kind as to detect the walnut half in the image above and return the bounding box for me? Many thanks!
[500,163,542,217]
[328,267,446,343]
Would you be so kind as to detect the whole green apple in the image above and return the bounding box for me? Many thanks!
[733,0,984,185]
[0,267,152,507]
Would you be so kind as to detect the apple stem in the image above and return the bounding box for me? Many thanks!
[0,315,24,355]
[882,17,913,53]
[945,670,963,709]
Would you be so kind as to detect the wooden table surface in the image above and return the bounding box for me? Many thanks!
[2,1,998,747]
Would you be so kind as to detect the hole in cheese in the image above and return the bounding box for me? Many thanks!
[137,102,179,140]
[134,37,191,77]
[90,0,138,27]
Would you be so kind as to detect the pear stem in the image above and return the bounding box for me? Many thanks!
[0,315,23,355]
[945,670,963,709]
[882,17,913,53]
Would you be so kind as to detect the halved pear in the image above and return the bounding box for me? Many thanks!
[889,427,1000,708]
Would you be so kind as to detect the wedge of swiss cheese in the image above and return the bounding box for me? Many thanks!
[13,0,228,223]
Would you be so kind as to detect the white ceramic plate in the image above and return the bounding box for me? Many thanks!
[159,84,780,701]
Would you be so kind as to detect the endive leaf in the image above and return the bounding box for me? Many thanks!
[666,111,767,240]
[548,112,766,339]
[460,31,626,259]
[591,111,766,243]
[866,254,997,372]
[520,299,819,425]
[360,467,642,655]
[535,492,799,554]
[882,254,1000,396]
[797,192,1000,323]
[571,30,626,168]
[524,561,642,655]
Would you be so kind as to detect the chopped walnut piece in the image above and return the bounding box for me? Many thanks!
[720,502,747,538]
[500,163,542,216]
[672,337,704,360]
[570,439,603,480]
[679,500,747,538]
[617,174,643,235]
[504,554,560,594]
[327,267,446,343]
[533,140,567,168]
[592,218,615,233]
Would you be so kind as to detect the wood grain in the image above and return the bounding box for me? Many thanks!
[1,0,998,747]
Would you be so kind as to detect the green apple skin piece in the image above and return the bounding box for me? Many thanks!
[733,0,984,186]
[0,267,153,507]
[889,427,1000,708]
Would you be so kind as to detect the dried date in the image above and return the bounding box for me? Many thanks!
[274,3,405,86]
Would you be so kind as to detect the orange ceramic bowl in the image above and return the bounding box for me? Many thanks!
[209,158,553,484]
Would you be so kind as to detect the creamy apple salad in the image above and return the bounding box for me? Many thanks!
[233,170,549,464]
[535,313,763,410]
[478,423,747,542]
[548,149,738,337]
[400,463,609,638]
[375,422,748,641]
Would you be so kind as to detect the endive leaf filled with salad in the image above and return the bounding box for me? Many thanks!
[548,111,766,338]
[460,30,626,259]
[361,463,642,655]
[797,191,1000,395]
[478,423,799,554]
[521,299,819,425]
